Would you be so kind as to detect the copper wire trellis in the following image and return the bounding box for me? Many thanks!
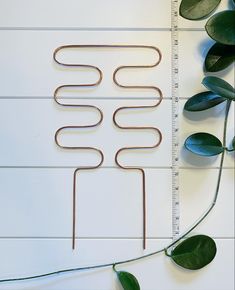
[53,45,163,250]
[53,48,104,250]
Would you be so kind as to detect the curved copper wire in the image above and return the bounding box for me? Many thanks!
[53,45,163,250]
[112,47,163,249]
[53,49,104,250]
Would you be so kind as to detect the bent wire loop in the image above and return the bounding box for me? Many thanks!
[53,47,104,250]
[112,47,163,249]
[53,45,162,250]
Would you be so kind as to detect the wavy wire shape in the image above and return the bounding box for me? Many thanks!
[53,45,162,250]
[53,47,104,250]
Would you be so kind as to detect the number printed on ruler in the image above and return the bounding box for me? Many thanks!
[171,0,180,240]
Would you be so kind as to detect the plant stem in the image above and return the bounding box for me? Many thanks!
[0,101,231,284]
[166,100,231,250]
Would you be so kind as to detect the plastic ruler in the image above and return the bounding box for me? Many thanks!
[171,0,180,240]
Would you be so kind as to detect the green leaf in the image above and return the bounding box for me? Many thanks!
[185,132,224,156]
[116,271,140,290]
[205,43,235,72]
[170,235,217,270]
[202,76,235,101]
[184,91,226,111]
[232,137,235,150]
[179,0,221,20]
[205,10,235,45]
[227,136,235,151]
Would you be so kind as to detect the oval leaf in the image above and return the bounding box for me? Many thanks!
[205,10,235,45]
[185,132,224,156]
[117,271,140,290]
[205,42,235,72]
[232,136,235,150]
[202,76,235,101]
[170,235,217,270]
[179,0,221,20]
[184,91,226,111]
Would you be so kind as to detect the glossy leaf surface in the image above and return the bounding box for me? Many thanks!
[184,91,226,111]
[185,132,224,156]
[205,42,235,72]
[205,11,235,45]
[202,76,235,101]
[117,271,140,290]
[180,0,221,20]
[171,235,217,270]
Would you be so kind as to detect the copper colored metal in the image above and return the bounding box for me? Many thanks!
[53,45,162,250]
[112,48,163,249]
[53,47,104,250]
[54,87,104,250]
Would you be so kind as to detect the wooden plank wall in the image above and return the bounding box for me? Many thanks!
[0,1,234,289]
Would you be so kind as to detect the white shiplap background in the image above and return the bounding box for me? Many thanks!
[0,1,234,290]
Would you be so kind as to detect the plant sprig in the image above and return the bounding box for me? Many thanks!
[178,1,235,290]
[180,0,235,72]
[0,1,234,289]
[1,75,233,290]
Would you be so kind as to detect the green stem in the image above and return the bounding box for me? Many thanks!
[166,100,231,250]
[0,101,231,284]
[112,264,118,273]
[225,148,235,152]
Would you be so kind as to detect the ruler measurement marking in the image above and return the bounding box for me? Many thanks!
[171,0,180,241]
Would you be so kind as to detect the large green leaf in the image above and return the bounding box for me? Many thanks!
[205,10,235,45]
[185,132,224,156]
[184,91,226,111]
[205,43,235,72]
[179,0,221,20]
[170,235,217,270]
[202,76,235,101]
[116,271,140,290]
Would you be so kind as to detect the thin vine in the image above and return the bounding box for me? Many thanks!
[0,97,232,285]
[0,1,234,289]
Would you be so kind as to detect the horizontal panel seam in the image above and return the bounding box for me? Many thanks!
[0,27,172,31]
[0,166,234,169]
[0,97,209,100]
[0,27,205,31]
[0,97,174,100]
[0,237,233,240]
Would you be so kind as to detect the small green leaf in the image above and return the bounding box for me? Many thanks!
[184,91,226,111]
[202,76,235,101]
[185,132,224,156]
[205,10,235,45]
[205,43,235,72]
[116,271,140,290]
[232,137,235,149]
[179,0,221,20]
[227,136,235,151]
[170,235,217,270]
